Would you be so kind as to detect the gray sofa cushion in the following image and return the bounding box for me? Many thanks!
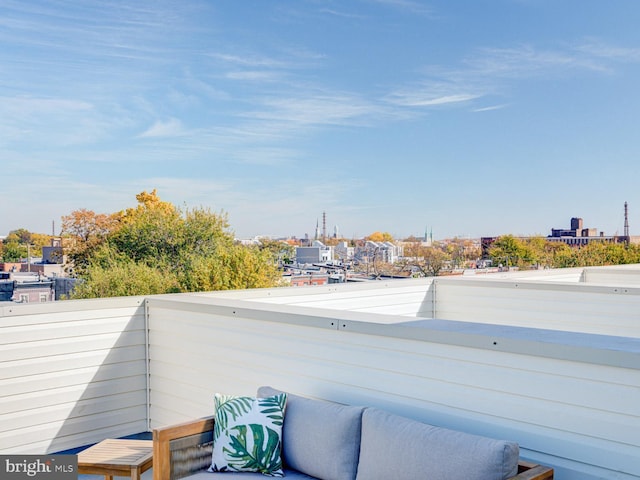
[258,386,364,480]
[184,468,317,480]
[355,408,519,480]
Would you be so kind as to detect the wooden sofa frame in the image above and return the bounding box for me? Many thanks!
[152,417,554,480]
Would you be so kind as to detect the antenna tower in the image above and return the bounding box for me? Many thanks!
[624,201,630,239]
[322,211,327,243]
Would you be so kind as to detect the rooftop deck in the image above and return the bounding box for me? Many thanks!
[2,265,639,480]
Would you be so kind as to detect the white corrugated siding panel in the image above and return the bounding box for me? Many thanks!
[583,265,640,286]
[0,298,148,454]
[336,323,640,480]
[147,299,342,427]
[469,267,586,283]
[146,296,640,480]
[433,278,640,337]
[194,279,435,317]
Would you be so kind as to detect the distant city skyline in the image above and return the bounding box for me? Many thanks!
[2,208,632,244]
[2,2,639,240]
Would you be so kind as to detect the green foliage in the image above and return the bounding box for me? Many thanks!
[488,235,640,269]
[257,239,296,265]
[1,228,51,261]
[70,258,179,298]
[65,191,281,299]
[177,245,281,292]
[488,235,526,267]
[419,246,449,276]
[1,241,25,262]
[7,228,31,244]
[393,241,452,277]
[109,204,184,266]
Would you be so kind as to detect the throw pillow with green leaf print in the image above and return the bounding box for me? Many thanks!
[210,393,288,476]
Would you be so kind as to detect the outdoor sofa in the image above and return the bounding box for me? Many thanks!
[152,386,554,480]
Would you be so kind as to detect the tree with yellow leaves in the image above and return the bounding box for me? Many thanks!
[365,231,394,242]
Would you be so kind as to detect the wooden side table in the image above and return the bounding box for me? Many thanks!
[77,438,153,480]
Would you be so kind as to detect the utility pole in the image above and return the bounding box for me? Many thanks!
[23,243,33,273]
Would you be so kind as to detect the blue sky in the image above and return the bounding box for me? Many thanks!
[2,1,640,240]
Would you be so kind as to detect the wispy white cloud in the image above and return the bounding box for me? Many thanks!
[226,147,302,167]
[574,40,640,63]
[208,52,291,69]
[243,93,381,127]
[138,118,186,138]
[0,172,137,219]
[131,177,234,204]
[225,70,283,82]
[464,39,640,82]
[466,44,613,77]
[219,177,369,237]
[367,0,434,16]
[472,104,509,113]
[0,96,92,115]
[0,2,182,62]
[0,95,114,146]
[387,91,480,107]
[319,8,367,20]
[183,73,231,101]
[385,39,640,112]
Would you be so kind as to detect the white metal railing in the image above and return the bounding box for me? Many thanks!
[0,297,148,454]
[146,281,640,480]
[2,267,640,480]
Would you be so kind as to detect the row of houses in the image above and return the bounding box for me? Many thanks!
[285,240,406,287]
[0,238,73,303]
[296,240,403,265]
[0,271,76,303]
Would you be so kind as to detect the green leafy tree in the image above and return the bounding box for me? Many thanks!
[445,238,480,268]
[257,239,296,266]
[7,228,31,244]
[489,235,527,268]
[70,248,180,298]
[575,241,640,267]
[179,244,281,292]
[548,242,577,268]
[1,229,54,261]
[65,190,282,299]
[1,241,25,262]
[401,241,451,277]
[487,236,640,270]
[30,233,52,257]
[519,236,545,267]
[420,246,450,276]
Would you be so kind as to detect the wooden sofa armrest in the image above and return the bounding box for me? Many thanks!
[153,416,215,480]
[508,460,554,480]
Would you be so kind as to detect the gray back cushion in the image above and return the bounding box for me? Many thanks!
[355,408,519,480]
[258,386,364,480]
